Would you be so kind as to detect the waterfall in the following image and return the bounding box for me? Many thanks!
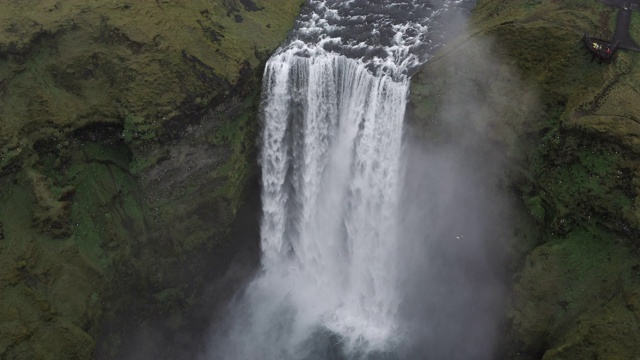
[261,52,407,353]
[208,1,477,359]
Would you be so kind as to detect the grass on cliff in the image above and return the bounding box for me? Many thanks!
[511,224,640,357]
[412,1,640,356]
[0,174,103,359]
[209,94,260,210]
[0,0,304,176]
[458,0,640,235]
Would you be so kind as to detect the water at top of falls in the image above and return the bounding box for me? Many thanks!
[212,1,475,359]
[279,0,471,77]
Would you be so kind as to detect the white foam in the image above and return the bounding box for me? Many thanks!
[261,52,407,354]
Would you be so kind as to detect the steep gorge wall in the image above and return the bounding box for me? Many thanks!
[409,0,640,358]
[0,0,303,358]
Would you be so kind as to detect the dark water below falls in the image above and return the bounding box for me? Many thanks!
[207,1,504,359]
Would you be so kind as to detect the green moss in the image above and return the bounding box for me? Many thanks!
[209,93,260,214]
[525,195,545,223]
[630,10,640,44]
[81,142,131,169]
[526,127,635,235]
[0,173,105,358]
[67,139,148,272]
[555,226,624,286]
[129,148,169,175]
[511,225,639,357]
[414,97,436,118]
[70,163,113,270]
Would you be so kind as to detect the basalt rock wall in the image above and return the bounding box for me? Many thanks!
[0,1,303,358]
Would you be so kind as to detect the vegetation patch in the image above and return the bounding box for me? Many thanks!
[411,0,640,357]
[0,0,305,357]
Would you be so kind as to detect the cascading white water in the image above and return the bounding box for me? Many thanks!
[261,52,408,352]
[208,1,476,359]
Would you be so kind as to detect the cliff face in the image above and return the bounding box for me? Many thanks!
[410,0,640,358]
[0,0,303,358]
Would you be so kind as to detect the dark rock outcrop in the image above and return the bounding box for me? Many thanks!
[0,1,304,358]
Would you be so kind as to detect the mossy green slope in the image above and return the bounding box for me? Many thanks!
[410,0,640,358]
[0,0,303,358]
[0,0,302,166]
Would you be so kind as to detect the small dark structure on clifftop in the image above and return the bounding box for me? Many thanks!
[583,0,640,63]
[583,33,620,63]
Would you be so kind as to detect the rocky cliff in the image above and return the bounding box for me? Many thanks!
[410,0,640,358]
[0,0,303,358]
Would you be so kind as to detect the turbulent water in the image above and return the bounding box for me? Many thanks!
[209,1,476,359]
[261,53,408,351]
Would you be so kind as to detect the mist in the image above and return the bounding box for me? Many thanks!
[395,120,512,359]
[393,22,536,357]
[191,3,533,360]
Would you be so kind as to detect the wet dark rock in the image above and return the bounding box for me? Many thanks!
[240,0,263,12]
